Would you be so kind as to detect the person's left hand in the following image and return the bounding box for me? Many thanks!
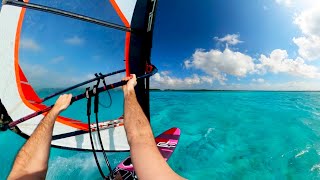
[122,74,137,96]
[53,94,72,113]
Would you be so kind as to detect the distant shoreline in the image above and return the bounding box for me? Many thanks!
[149,89,320,92]
[35,88,320,92]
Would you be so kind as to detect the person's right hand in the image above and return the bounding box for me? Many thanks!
[53,94,72,113]
[122,74,137,95]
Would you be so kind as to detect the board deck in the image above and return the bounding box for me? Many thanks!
[109,127,181,179]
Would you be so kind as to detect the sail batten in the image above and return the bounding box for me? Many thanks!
[3,0,133,32]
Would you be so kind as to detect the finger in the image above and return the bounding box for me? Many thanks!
[67,94,72,102]
[123,77,131,81]
[131,74,136,80]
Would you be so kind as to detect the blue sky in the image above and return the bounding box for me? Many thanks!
[3,0,320,90]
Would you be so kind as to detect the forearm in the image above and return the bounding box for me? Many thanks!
[8,107,60,179]
[124,90,184,180]
[124,90,154,144]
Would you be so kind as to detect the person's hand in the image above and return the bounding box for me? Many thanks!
[53,94,72,113]
[122,74,137,95]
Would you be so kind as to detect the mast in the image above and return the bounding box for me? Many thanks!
[129,0,158,121]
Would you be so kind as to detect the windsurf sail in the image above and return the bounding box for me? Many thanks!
[0,0,158,152]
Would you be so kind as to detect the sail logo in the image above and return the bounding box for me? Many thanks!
[147,0,157,32]
[157,141,176,148]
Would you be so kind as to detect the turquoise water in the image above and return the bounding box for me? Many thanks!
[2,91,320,179]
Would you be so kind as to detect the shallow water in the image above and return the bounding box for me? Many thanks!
[2,91,320,179]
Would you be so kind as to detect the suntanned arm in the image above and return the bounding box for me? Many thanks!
[123,75,185,180]
[8,94,72,180]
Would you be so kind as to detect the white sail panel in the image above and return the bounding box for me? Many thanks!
[52,119,129,151]
[0,5,30,125]
[111,0,138,26]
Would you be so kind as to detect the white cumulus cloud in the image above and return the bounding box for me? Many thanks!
[294,8,320,37]
[164,39,320,89]
[256,49,320,78]
[293,7,320,61]
[293,36,320,61]
[215,34,243,46]
[151,72,214,89]
[184,48,255,83]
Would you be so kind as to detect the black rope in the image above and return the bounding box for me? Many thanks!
[86,87,107,179]
[99,74,112,108]
[93,78,113,179]
[99,90,112,108]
